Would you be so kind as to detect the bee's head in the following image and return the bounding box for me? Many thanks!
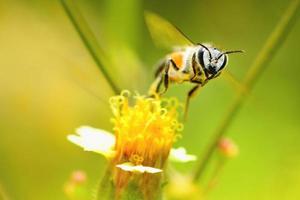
[197,44,243,77]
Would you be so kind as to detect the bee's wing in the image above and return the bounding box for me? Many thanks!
[145,11,194,50]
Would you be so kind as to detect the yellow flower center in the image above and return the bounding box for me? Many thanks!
[109,91,183,169]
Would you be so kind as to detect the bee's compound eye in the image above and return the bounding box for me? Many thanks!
[211,48,227,72]
[203,51,212,66]
[217,55,227,71]
[197,49,210,68]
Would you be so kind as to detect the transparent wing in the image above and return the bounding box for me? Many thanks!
[145,11,194,50]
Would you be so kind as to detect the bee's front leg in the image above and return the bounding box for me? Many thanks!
[184,84,202,120]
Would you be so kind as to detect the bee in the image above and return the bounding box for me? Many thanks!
[145,11,243,117]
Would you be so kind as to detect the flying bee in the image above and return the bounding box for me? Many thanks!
[145,11,244,117]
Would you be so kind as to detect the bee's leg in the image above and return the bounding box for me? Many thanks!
[161,59,179,95]
[190,53,200,80]
[160,63,170,95]
[148,74,163,97]
[184,84,202,120]
[148,61,167,96]
[154,60,166,78]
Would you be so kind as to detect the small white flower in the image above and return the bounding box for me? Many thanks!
[169,147,197,163]
[67,126,116,158]
[116,162,162,174]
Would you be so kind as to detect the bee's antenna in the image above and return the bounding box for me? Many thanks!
[217,50,244,59]
[224,50,244,55]
[198,43,212,59]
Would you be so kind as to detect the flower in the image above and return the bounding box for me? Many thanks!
[109,91,184,172]
[67,126,116,158]
[67,127,196,166]
[218,137,239,158]
[67,91,196,199]
[116,162,162,173]
[169,147,197,163]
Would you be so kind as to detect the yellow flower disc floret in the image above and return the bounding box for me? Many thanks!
[109,91,183,194]
[110,91,183,168]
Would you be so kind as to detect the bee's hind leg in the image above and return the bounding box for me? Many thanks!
[148,59,179,97]
[160,59,179,95]
[148,61,166,96]
[184,84,202,120]
[154,60,166,78]
[148,75,163,97]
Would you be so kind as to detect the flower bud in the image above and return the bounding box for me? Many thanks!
[64,170,88,200]
[218,138,239,158]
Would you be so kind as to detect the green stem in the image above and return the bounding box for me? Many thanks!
[60,0,120,94]
[203,158,226,196]
[96,166,114,200]
[193,0,300,181]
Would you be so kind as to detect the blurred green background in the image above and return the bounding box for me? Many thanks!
[0,0,299,199]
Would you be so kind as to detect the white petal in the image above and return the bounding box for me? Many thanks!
[67,126,116,158]
[116,162,162,174]
[169,147,197,163]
